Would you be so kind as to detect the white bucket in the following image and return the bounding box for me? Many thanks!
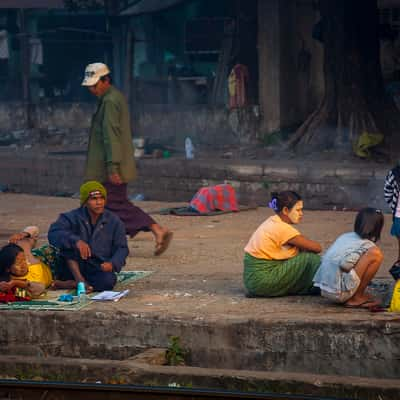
[134,148,145,158]
[133,137,145,148]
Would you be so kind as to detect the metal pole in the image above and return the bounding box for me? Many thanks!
[124,26,133,104]
[19,8,32,129]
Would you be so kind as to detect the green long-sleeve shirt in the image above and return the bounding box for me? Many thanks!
[85,85,137,183]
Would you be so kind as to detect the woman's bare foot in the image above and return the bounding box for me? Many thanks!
[345,294,380,308]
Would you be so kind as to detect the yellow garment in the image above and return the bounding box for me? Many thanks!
[244,215,300,260]
[353,131,384,159]
[228,69,236,97]
[389,280,400,312]
[12,262,53,288]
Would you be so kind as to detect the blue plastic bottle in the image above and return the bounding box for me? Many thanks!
[77,282,87,304]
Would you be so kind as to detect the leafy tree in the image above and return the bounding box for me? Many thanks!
[63,0,120,14]
[63,0,105,11]
[289,0,400,158]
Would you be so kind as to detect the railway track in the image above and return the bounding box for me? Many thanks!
[0,380,349,400]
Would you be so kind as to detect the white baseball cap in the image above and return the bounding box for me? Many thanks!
[81,62,110,86]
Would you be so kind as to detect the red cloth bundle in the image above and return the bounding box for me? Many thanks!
[189,184,239,214]
[0,288,31,303]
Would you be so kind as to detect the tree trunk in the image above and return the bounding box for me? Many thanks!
[289,0,400,157]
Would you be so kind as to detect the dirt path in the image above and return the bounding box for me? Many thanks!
[0,193,396,320]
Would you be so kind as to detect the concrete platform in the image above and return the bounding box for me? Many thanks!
[0,194,399,398]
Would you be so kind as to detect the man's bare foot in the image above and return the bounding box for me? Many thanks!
[50,280,93,293]
[50,280,77,290]
[84,283,94,293]
[154,230,173,256]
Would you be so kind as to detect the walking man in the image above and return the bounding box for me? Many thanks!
[81,63,173,256]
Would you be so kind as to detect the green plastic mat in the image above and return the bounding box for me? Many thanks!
[0,270,153,311]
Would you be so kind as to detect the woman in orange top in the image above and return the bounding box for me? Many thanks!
[243,191,322,297]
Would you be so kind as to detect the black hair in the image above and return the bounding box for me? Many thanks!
[270,191,302,212]
[0,243,23,280]
[354,207,384,242]
[100,74,113,84]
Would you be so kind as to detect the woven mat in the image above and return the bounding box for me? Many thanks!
[157,205,257,216]
[0,270,153,311]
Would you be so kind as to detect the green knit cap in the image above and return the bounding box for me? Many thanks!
[80,181,107,205]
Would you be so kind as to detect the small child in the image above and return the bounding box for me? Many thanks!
[313,208,384,308]
[9,226,77,291]
[0,243,53,297]
[384,163,400,270]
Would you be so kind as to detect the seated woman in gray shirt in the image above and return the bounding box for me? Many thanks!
[313,208,384,309]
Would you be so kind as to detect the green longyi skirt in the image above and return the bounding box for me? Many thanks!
[243,252,321,297]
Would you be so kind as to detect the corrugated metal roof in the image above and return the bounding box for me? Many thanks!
[120,0,184,16]
[379,0,400,7]
[0,0,64,8]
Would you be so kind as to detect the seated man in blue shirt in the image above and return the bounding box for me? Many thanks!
[48,181,129,292]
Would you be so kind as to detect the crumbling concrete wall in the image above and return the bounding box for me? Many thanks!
[34,102,94,131]
[0,102,94,134]
[0,102,259,148]
[0,103,28,133]
[0,151,390,211]
[133,106,260,148]
[0,102,93,149]
[0,311,399,379]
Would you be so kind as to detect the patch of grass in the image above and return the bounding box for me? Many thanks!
[262,181,270,190]
[165,336,187,366]
[12,367,65,382]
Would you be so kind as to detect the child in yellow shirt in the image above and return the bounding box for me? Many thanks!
[0,243,53,297]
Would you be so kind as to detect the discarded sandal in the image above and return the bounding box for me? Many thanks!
[369,305,387,313]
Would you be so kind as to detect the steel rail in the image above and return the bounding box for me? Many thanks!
[0,379,350,400]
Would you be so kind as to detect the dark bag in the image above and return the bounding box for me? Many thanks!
[389,263,400,281]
